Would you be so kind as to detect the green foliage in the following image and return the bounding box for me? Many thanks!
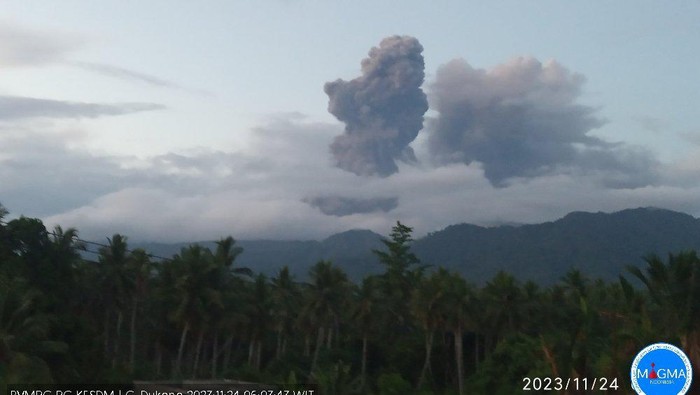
[374,222,425,288]
[1,209,699,394]
[313,360,353,395]
[467,334,549,395]
[377,372,412,395]
[0,273,66,384]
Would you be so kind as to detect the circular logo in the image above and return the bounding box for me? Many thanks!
[630,343,693,394]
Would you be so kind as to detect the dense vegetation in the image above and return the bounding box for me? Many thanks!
[1,204,699,394]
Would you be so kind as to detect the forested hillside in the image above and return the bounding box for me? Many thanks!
[136,207,700,283]
[1,204,699,394]
[414,207,700,283]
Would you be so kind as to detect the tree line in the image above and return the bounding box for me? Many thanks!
[1,204,698,394]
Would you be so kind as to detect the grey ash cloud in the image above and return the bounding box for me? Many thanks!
[0,95,165,120]
[305,196,398,217]
[324,36,428,177]
[428,57,656,188]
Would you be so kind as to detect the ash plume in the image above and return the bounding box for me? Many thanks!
[324,36,428,177]
[305,196,398,217]
[428,57,656,188]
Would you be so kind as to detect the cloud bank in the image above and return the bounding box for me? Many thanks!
[0,95,165,120]
[0,22,82,67]
[0,113,697,243]
[324,35,428,177]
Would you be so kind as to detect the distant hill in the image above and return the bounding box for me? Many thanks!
[133,207,700,284]
[136,229,385,281]
[413,207,700,284]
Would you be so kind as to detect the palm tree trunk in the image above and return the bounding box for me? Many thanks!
[418,330,434,388]
[155,339,163,377]
[255,340,262,370]
[113,310,123,368]
[333,316,340,348]
[175,321,190,376]
[444,333,450,386]
[304,334,310,357]
[360,334,368,389]
[326,317,340,349]
[212,331,218,378]
[454,324,464,395]
[474,333,480,368]
[326,325,333,349]
[311,326,324,372]
[104,309,111,358]
[130,296,138,373]
[223,335,234,374]
[193,328,204,378]
[201,339,211,376]
[248,338,255,367]
[276,329,283,360]
[485,334,492,358]
[540,336,560,378]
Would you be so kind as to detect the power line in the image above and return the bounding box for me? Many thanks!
[76,237,173,262]
[0,219,174,262]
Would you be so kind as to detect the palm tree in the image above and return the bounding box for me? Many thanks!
[98,234,132,367]
[560,269,598,381]
[306,260,350,373]
[214,236,247,273]
[126,248,152,373]
[271,266,301,360]
[4,218,54,295]
[437,269,474,395]
[48,226,84,292]
[0,273,66,384]
[247,273,271,371]
[216,276,249,377]
[627,251,700,372]
[166,244,221,377]
[482,271,522,348]
[410,270,446,389]
[209,236,248,377]
[353,276,380,390]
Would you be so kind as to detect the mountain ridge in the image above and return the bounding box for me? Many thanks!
[133,207,700,284]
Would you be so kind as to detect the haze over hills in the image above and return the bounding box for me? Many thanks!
[134,207,700,284]
[137,229,386,281]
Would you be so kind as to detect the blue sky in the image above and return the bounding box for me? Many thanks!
[1,1,699,241]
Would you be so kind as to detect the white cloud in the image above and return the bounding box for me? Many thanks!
[0,95,165,120]
[0,21,83,67]
[1,113,697,243]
